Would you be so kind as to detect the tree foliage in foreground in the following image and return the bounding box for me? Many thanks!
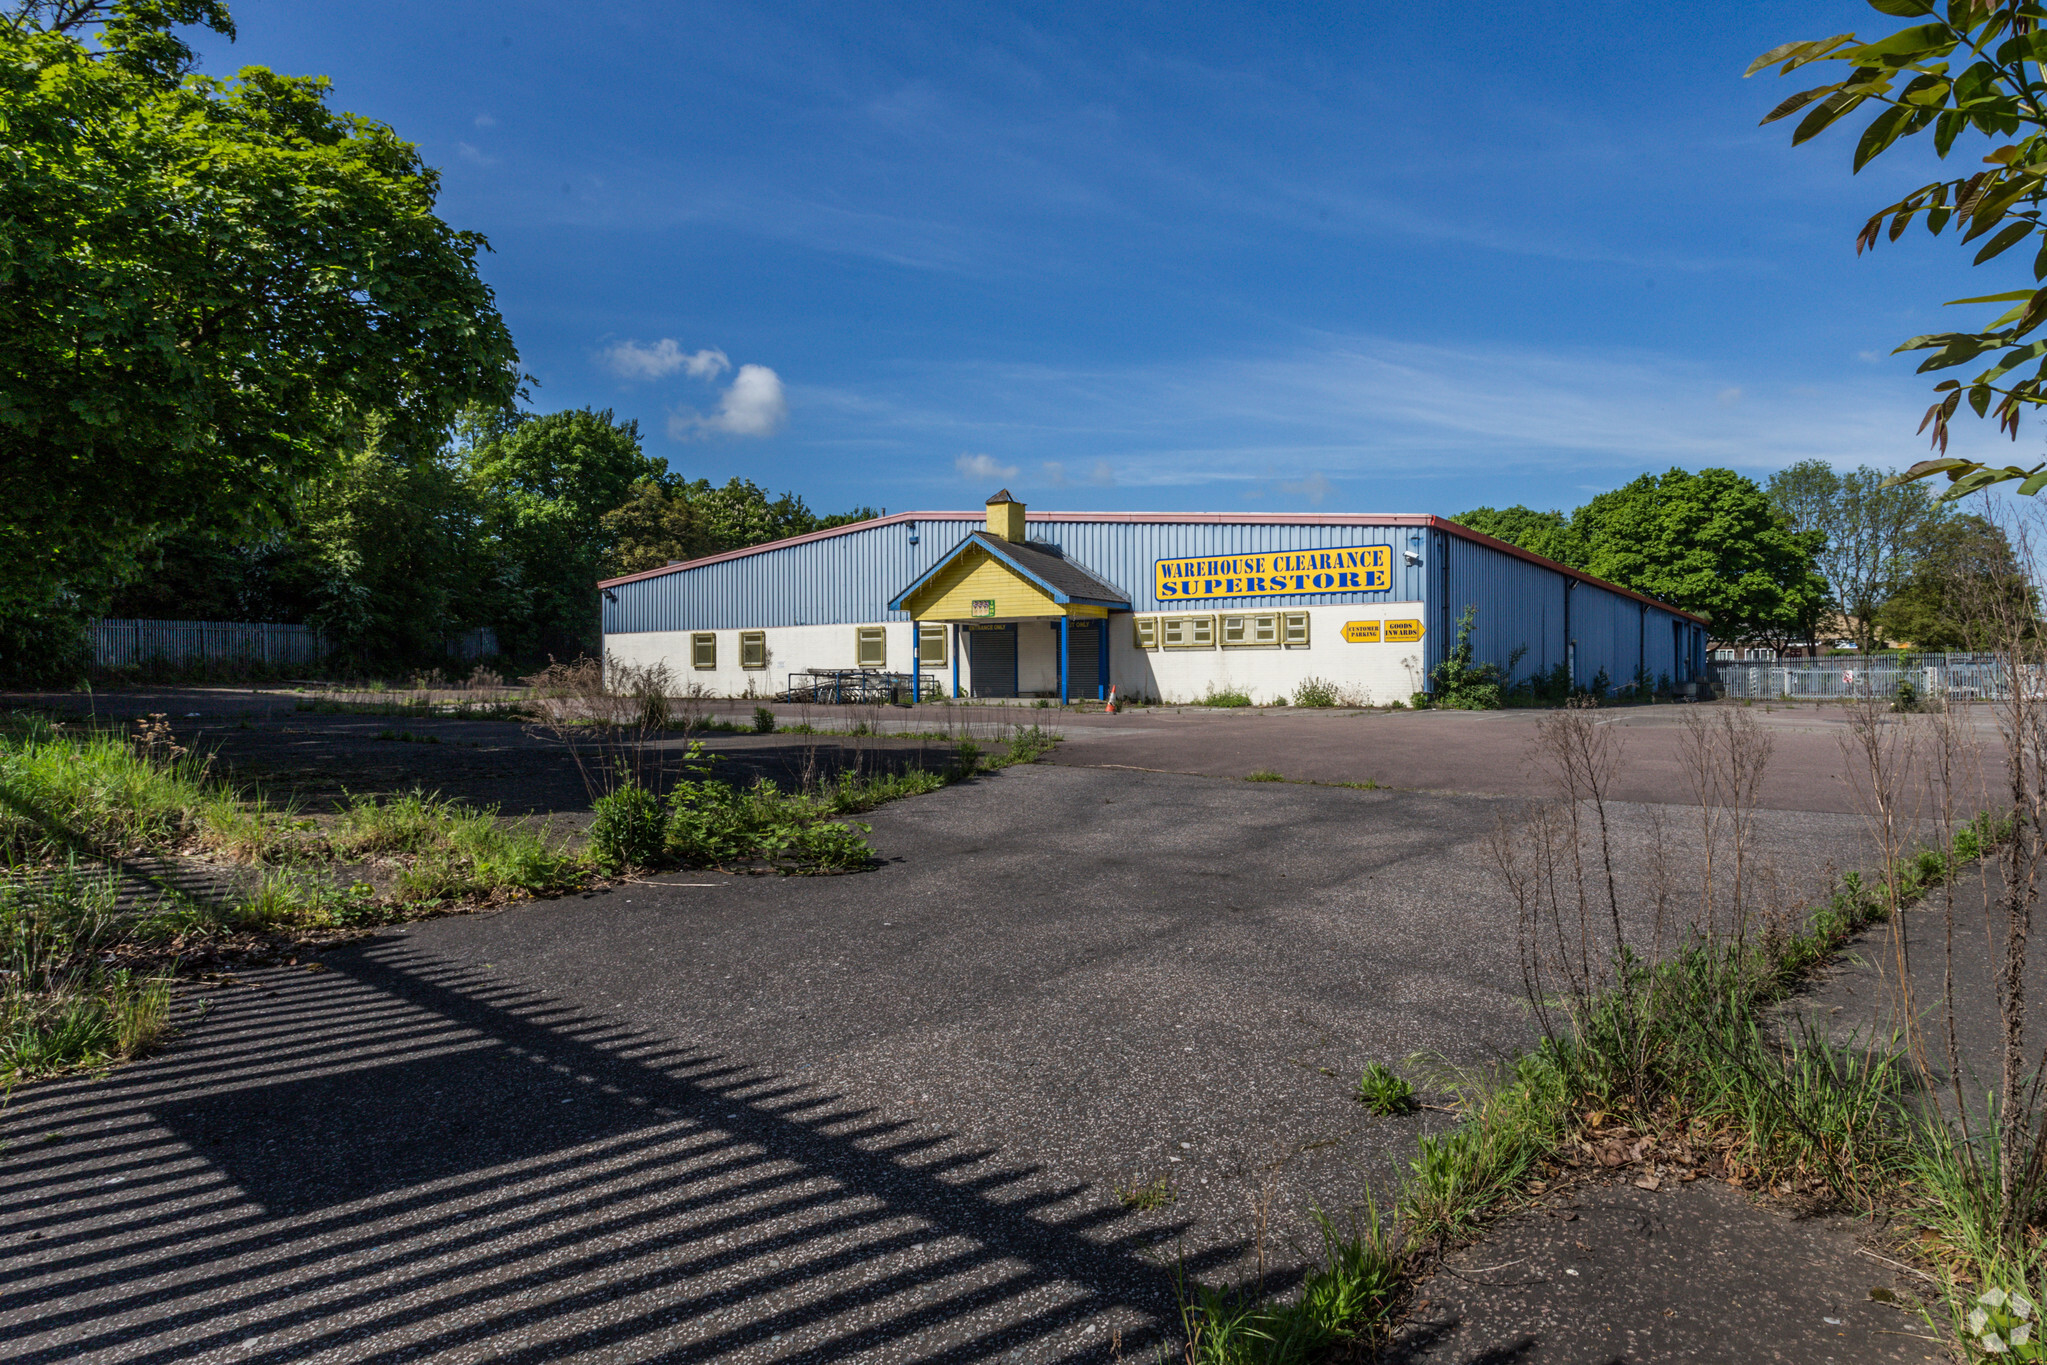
[0,0,519,619]
[1751,0,2047,500]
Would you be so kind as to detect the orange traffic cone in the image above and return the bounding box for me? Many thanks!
[1105,685,1118,715]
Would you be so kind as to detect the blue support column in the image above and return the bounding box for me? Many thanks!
[1058,615,1070,705]
[1097,617,1108,700]
[951,624,959,700]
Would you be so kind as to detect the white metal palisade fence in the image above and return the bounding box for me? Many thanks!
[1709,652,2030,702]
[93,619,328,671]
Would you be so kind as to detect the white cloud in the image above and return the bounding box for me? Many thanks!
[669,363,789,439]
[474,113,496,128]
[1716,386,1743,408]
[956,452,1019,481]
[1279,472,1334,505]
[705,364,788,435]
[455,141,497,167]
[1087,460,1115,486]
[603,339,731,383]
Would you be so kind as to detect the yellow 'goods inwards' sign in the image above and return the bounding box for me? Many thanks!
[1154,546,1391,601]
[1384,619,1424,643]
[1341,621,1380,643]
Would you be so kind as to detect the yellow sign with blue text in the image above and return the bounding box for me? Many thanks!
[1154,546,1391,601]
[1342,618,1425,644]
[1341,621,1380,643]
[1384,619,1424,643]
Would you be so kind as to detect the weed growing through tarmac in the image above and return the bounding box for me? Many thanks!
[1356,1062,1418,1116]
[1201,686,1254,708]
[0,863,174,1084]
[1244,769,1284,783]
[752,706,776,734]
[1118,1177,1177,1211]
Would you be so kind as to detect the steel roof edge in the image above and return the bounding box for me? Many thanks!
[597,509,1709,625]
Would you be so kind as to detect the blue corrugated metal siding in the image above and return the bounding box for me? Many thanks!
[1440,536,1693,690]
[605,517,1432,634]
[1439,534,1566,684]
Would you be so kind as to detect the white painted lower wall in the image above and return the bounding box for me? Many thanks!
[1111,603,1426,706]
[605,601,1427,705]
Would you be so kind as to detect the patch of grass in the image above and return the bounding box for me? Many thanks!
[0,864,175,1084]
[0,713,294,863]
[1119,1176,1177,1211]
[1200,686,1255,708]
[1356,1061,1417,1115]
[1245,769,1284,783]
[1180,1208,1402,1364]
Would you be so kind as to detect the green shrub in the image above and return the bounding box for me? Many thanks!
[1356,1061,1417,1115]
[1003,724,1056,765]
[752,706,776,734]
[589,782,666,870]
[1201,686,1254,708]
[1428,606,1504,710]
[1293,676,1342,708]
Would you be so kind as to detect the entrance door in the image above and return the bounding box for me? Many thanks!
[1067,620,1102,700]
[968,625,1018,697]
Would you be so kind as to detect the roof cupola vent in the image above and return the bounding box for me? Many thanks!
[984,489,1026,542]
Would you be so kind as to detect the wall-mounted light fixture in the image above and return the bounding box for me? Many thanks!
[1404,533,1423,567]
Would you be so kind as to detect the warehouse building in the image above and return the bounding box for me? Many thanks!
[598,491,1708,705]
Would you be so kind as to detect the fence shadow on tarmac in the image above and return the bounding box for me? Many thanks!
[2,940,1218,1362]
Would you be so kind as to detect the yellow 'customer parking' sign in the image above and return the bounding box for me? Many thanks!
[1342,619,1424,643]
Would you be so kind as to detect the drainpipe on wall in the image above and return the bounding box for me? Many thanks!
[1563,579,1575,688]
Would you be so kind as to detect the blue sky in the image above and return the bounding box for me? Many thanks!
[198,2,2029,518]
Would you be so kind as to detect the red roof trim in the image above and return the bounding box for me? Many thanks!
[598,509,1709,624]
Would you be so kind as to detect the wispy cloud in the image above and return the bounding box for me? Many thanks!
[813,332,2010,495]
[603,339,732,382]
[1279,472,1334,505]
[956,452,1019,481]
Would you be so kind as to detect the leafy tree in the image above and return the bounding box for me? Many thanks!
[290,428,488,667]
[1751,3,2047,500]
[0,1,519,634]
[467,409,660,657]
[600,476,878,578]
[1877,511,2030,648]
[1451,506,1586,568]
[1766,460,1947,652]
[601,480,712,578]
[1574,468,1827,643]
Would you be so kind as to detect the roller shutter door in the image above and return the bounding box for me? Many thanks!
[1067,621,1101,699]
[968,626,1017,697]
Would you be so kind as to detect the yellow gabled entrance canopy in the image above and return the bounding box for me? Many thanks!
[890,525,1129,623]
